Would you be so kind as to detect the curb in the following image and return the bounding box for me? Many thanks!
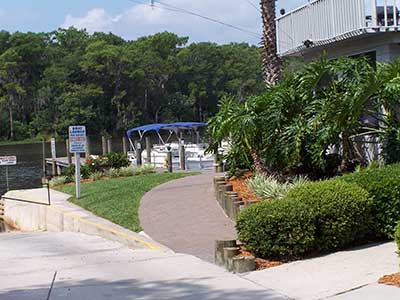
[3,189,167,252]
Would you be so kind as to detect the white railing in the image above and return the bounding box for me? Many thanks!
[277,0,400,55]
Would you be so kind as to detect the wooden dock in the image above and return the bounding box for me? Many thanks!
[45,157,74,168]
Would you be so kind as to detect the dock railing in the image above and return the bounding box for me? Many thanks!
[277,0,400,55]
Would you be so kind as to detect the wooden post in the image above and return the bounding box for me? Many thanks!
[135,141,142,166]
[145,137,152,164]
[85,136,90,160]
[52,160,57,177]
[167,150,173,173]
[122,136,128,155]
[102,136,107,155]
[66,139,72,165]
[214,153,219,173]
[217,153,223,173]
[107,138,112,153]
[180,139,186,170]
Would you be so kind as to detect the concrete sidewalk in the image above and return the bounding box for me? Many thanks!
[139,172,236,262]
[243,242,400,300]
[0,232,288,300]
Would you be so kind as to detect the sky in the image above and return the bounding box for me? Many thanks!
[0,0,308,44]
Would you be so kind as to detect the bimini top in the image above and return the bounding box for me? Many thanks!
[127,122,207,138]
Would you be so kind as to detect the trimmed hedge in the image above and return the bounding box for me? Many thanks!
[339,164,400,238]
[236,180,373,259]
[395,222,400,253]
[286,180,373,253]
[237,199,316,259]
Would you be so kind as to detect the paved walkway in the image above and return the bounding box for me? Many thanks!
[243,242,400,300]
[0,232,288,300]
[139,172,236,262]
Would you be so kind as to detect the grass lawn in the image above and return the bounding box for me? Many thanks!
[58,172,197,232]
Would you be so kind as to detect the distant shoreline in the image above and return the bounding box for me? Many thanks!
[0,139,42,146]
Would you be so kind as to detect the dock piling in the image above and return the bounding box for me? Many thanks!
[146,137,152,165]
[122,136,128,155]
[107,139,112,153]
[135,141,142,166]
[66,139,72,165]
[102,136,107,155]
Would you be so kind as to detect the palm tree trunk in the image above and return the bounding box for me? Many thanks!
[251,149,271,174]
[260,0,282,85]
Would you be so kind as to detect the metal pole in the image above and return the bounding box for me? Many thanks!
[371,0,378,26]
[5,166,9,192]
[75,153,81,199]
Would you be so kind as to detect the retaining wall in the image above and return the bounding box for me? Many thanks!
[2,189,166,251]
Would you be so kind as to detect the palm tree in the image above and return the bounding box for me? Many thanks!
[260,0,282,85]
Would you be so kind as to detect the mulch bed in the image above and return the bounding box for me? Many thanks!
[228,172,262,203]
[238,245,284,271]
[379,273,400,287]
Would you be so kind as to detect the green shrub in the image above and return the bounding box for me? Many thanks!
[116,165,156,177]
[49,176,69,187]
[105,168,120,178]
[395,222,400,254]
[103,152,130,169]
[86,156,110,173]
[339,164,400,238]
[137,165,156,175]
[90,171,103,181]
[286,180,373,253]
[62,164,91,180]
[236,199,316,259]
[118,166,137,177]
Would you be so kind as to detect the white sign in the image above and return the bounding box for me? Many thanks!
[0,156,17,166]
[51,138,57,159]
[69,126,87,153]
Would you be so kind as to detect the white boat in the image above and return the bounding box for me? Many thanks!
[126,123,215,171]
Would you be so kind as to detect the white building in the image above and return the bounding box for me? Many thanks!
[277,0,400,62]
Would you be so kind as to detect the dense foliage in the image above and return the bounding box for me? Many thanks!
[286,181,373,252]
[0,29,264,141]
[209,57,400,176]
[339,164,400,238]
[395,222,400,253]
[237,198,316,259]
[237,179,373,259]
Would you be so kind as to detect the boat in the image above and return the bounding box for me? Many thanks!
[126,122,216,170]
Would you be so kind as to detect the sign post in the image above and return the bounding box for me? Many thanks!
[0,156,17,191]
[69,126,87,199]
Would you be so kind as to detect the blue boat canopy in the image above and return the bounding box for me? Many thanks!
[126,122,207,139]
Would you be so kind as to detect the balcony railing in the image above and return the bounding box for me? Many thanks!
[277,0,400,56]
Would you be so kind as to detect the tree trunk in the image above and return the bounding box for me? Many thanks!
[260,0,282,85]
[251,149,271,174]
[8,98,14,140]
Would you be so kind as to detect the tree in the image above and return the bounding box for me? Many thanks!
[260,0,282,85]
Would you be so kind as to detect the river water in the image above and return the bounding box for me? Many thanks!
[0,138,124,196]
